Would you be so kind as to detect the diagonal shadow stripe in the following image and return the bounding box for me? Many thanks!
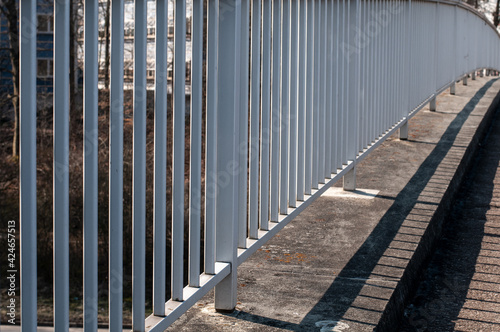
[298,79,499,330]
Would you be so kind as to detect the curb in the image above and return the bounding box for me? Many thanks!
[376,86,500,331]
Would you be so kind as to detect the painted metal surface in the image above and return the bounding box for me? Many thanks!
[16,0,500,330]
[83,0,99,329]
[53,0,70,329]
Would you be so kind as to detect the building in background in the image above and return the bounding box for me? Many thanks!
[0,0,54,107]
[0,0,193,113]
[77,0,193,92]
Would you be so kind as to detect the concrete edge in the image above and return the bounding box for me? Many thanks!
[375,88,500,331]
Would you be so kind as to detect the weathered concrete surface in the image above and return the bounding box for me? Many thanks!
[165,77,500,332]
[399,82,500,331]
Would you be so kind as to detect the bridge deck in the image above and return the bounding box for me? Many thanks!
[166,76,500,331]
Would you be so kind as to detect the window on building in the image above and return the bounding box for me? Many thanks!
[185,60,191,82]
[124,28,134,38]
[38,14,53,33]
[37,59,53,78]
[147,27,155,37]
[186,17,191,40]
[124,68,133,80]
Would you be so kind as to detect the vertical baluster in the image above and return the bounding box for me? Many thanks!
[368,0,374,146]
[340,0,346,164]
[433,3,438,96]
[83,0,99,328]
[280,0,290,214]
[312,0,319,188]
[370,0,375,144]
[153,0,168,315]
[347,0,352,161]
[297,0,306,200]
[453,5,457,84]
[389,0,396,127]
[407,0,412,117]
[399,0,404,122]
[374,0,381,138]
[205,0,218,275]
[362,0,368,144]
[109,0,124,327]
[355,0,361,157]
[421,7,425,102]
[305,0,314,195]
[383,0,389,130]
[260,0,272,230]
[378,0,384,131]
[239,0,250,246]
[189,0,203,287]
[355,0,367,151]
[172,0,186,302]
[333,0,340,171]
[250,0,262,237]
[289,0,298,207]
[399,0,405,119]
[359,0,366,150]
[53,0,70,328]
[318,0,325,183]
[20,0,37,328]
[325,0,332,179]
[387,0,392,127]
[349,0,360,163]
[270,0,281,221]
[132,0,147,328]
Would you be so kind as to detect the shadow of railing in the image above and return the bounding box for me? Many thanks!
[400,91,500,331]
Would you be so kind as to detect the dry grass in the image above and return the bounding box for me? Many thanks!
[0,88,203,325]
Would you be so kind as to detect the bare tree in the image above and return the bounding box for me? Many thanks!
[494,0,500,27]
[466,0,479,9]
[0,0,20,158]
[103,0,111,89]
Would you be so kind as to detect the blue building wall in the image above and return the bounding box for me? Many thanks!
[0,0,54,96]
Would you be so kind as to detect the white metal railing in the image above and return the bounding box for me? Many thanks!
[16,0,500,330]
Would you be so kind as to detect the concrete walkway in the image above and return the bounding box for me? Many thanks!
[399,81,500,331]
[168,76,500,331]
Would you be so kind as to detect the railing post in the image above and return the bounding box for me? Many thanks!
[450,82,455,95]
[343,167,356,191]
[214,0,241,313]
[429,97,437,112]
[472,70,476,80]
[400,120,409,140]
[463,75,468,85]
